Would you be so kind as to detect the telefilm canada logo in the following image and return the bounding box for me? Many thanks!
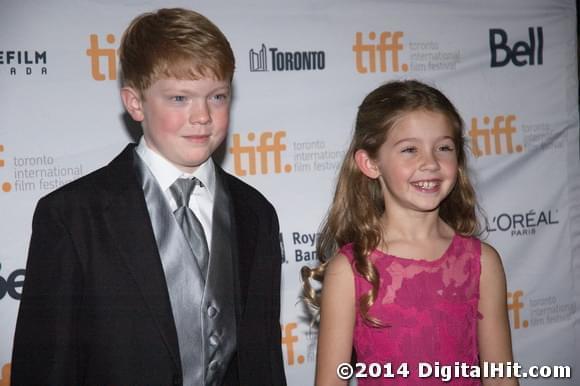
[249,44,325,72]
[0,49,48,76]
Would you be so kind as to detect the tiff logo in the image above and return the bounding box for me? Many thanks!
[86,34,117,81]
[353,31,408,73]
[508,290,528,329]
[0,363,10,386]
[229,131,292,176]
[249,44,268,72]
[469,115,523,157]
[0,144,11,193]
[281,322,305,365]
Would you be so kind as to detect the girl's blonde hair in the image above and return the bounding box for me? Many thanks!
[302,80,481,326]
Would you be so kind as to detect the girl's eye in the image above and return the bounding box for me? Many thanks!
[438,145,455,152]
[401,147,417,153]
[171,96,187,102]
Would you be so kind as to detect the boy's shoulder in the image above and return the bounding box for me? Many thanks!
[37,145,136,209]
[219,168,275,214]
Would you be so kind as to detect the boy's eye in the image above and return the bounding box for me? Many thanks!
[170,96,187,102]
[211,93,229,102]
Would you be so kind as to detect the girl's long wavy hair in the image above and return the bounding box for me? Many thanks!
[301,80,482,327]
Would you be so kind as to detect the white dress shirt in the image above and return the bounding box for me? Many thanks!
[136,136,215,250]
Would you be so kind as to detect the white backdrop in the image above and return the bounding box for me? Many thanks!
[0,1,579,385]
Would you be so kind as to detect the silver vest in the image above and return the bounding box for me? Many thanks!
[134,153,237,386]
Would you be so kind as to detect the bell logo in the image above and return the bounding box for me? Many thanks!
[86,34,118,81]
[469,115,523,157]
[508,290,528,329]
[353,31,408,73]
[281,322,305,365]
[0,263,25,301]
[229,131,292,176]
[490,27,543,68]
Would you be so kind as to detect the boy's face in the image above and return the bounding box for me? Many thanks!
[122,77,231,173]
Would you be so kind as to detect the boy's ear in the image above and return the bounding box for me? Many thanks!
[355,149,380,179]
[120,87,145,122]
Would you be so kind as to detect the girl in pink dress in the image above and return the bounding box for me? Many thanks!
[302,80,517,386]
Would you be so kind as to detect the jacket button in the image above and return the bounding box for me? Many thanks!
[209,334,219,346]
[207,305,218,318]
[209,360,219,371]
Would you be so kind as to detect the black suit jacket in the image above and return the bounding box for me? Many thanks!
[11,145,287,386]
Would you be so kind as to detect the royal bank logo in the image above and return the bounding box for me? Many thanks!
[490,27,543,68]
[0,50,48,76]
[249,43,325,72]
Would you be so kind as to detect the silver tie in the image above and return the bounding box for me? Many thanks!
[170,178,210,280]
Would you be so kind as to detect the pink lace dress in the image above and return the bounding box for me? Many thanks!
[340,234,482,385]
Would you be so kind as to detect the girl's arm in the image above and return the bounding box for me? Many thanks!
[315,254,356,386]
[478,242,519,386]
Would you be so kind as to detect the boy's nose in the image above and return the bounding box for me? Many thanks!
[190,101,211,124]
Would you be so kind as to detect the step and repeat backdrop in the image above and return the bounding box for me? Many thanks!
[1,0,579,384]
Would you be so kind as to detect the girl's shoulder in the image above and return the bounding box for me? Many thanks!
[337,242,355,263]
[326,251,354,275]
[452,233,484,258]
[322,252,356,302]
[479,241,505,277]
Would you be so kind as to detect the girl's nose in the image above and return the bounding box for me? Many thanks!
[419,151,440,171]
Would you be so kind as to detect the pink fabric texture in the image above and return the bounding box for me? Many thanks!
[340,234,482,385]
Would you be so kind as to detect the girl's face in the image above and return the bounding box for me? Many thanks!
[361,109,458,215]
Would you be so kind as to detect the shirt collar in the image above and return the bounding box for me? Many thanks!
[136,136,216,199]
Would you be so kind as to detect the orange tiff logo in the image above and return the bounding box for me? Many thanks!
[0,144,12,193]
[0,363,10,386]
[508,290,528,329]
[353,31,408,73]
[229,131,292,176]
[86,34,118,81]
[469,115,523,157]
[281,322,305,365]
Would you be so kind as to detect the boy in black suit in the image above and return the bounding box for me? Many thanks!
[11,8,286,386]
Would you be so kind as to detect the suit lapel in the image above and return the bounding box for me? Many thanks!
[214,167,243,320]
[217,167,258,319]
[100,145,181,370]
